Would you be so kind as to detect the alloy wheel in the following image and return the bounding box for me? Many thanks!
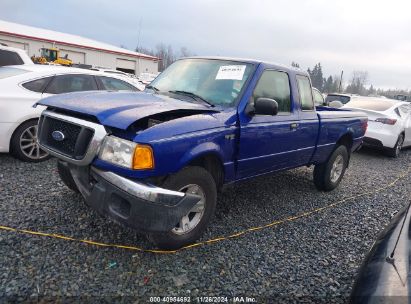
[172,184,206,235]
[330,154,344,183]
[19,125,48,160]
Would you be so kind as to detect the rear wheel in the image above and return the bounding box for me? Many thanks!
[148,166,217,249]
[313,145,349,191]
[10,120,49,162]
[385,134,404,158]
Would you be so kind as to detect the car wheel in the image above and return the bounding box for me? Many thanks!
[313,145,349,191]
[148,166,217,249]
[10,120,50,162]
[57,160,79,193]
[385,134,404,158]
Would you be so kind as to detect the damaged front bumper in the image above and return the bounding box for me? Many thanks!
[62,162,202,232]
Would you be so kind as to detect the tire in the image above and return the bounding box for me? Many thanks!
[57,160,79,193]
[385,134,404,158]
[10,119,50,162]
[148,166,217,249]
[313,145,349,191]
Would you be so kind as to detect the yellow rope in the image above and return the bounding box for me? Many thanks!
[0,166,409,254]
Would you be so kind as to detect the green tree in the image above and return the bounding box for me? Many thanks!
[345,71,368,95]
[323,76,333,93]
[307,63,324,90]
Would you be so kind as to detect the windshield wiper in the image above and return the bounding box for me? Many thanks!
[168,90,215,107]
[145,85,159,92]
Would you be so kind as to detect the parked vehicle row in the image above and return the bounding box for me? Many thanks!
[314,91,411,157]
[35,57,367,249]
[343,98,411,157]
[0,65,141,162]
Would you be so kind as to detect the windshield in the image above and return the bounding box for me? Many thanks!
[148,59,254,107]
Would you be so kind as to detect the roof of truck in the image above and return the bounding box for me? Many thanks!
[183,56,305,73]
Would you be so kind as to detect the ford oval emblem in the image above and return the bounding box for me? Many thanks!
[51,130,65,141]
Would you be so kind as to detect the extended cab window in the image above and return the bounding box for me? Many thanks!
[45,74,98,94]
[297,75,314,110]
[313,89,324,106]
[22,77,53,93]
[99,76,137,91]
[253,70,291,113]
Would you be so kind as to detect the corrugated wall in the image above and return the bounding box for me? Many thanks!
[0,34,158,76]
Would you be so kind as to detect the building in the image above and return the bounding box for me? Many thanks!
[0,19,159,75]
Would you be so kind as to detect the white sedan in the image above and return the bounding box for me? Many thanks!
[0,64,141,162]
[343,98,411,157]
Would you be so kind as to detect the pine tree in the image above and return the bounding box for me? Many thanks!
[324,76,333,93]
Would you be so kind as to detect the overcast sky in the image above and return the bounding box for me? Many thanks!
[2,0,411,89]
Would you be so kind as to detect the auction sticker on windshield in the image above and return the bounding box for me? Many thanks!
[215,65,246,80]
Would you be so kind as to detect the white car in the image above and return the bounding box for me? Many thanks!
[0,44,34,66]
[0,64,141,162]
[343,98,411,157]
[138,72,159,84]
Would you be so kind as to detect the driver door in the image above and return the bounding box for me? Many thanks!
[236,70,318,179]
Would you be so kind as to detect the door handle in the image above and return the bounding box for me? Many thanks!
[290,123,299,130]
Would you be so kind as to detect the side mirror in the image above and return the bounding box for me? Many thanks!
[253,98,278,116]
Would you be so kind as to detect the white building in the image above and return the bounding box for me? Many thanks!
[0,19,159,75]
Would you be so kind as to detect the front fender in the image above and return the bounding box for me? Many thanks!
[179,142,225,168]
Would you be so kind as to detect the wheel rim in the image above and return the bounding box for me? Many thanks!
[330,155,344,183]
[19,125,48,160]
[396,135,404,156]
[171,184,206,235]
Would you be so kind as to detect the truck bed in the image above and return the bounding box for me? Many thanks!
[311,107,368,164]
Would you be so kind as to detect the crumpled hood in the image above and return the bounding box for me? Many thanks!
[36,91,218,129]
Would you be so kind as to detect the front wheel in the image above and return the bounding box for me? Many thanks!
[10,120,50,162]
[147,166,217,249]
[313,145,349,191]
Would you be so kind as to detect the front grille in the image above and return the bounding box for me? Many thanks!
[38,115,95,159]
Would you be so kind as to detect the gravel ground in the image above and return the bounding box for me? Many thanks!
[0,148,410,303]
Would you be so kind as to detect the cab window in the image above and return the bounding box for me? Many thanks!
[253,70,291,113]
[296,75,314,110]
[313,89,324,106]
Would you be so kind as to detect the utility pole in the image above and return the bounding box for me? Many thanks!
[136,17,142,76]
[338,70,344,93]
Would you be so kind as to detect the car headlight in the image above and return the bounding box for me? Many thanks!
[99,136,154,170]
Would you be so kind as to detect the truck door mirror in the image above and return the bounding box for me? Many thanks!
[253,98,279,116]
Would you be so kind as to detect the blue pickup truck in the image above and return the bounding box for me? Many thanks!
[36,57,367,249]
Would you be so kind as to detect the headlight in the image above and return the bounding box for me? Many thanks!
[99,136,154,170]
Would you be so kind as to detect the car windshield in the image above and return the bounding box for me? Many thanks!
[325,94,351,104]
[148,59,254,107]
